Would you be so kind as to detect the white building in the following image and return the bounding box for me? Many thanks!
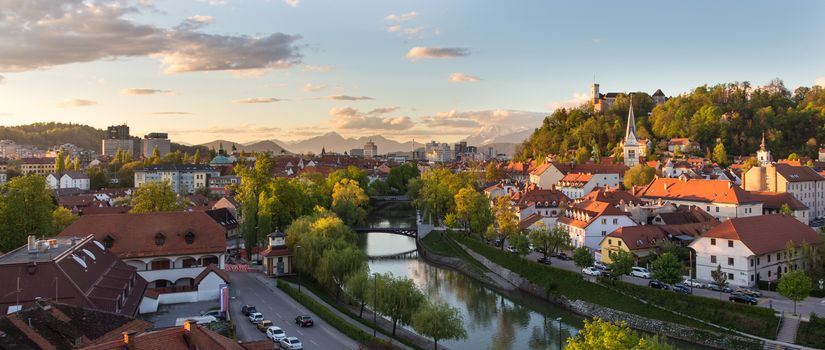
[742,162,825,219]
[638,176,763,221]
[426,143,453,163]
[46,171,91,191]
[142,132,171,158]
[557,198,637,257]
[557,172,620,200]
[690,214,821,287]
[134,164,221,194]
[621,100,648,167]
[364,139,378,158]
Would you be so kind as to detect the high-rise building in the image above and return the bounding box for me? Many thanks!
[142,132,171,158]
[364,139,378,158]
[107,124,130,139]
[102,124,135,157]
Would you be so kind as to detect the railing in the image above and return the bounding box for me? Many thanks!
[152,285,194,294]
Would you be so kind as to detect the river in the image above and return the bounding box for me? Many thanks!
[360,201,709,350]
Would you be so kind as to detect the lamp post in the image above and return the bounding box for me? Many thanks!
[373,273,378,338]
[295,245,302,293]
[556,317,563,349]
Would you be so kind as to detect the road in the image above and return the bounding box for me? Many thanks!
[228,271,358,350]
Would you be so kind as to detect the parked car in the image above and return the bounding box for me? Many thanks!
[506,245,519,254]
[648,280,669,290]
[729,293,758,305]
[200,309,225,320]
[672,284,692,294]
[537,257,551,265]
[257,320,273,332]
[266,326,287,342]
[492,238,504,247]
[242,305,257,316]
[554,252,571,261]
[295,315,314,327]
[279,336,303,350]
[593,261,610,270]
[630,267,651,279]
[248,312,264,324]
[582,267,601,276]
[682,279,704,288]
[735,287,762,297]
[707,283,733,293]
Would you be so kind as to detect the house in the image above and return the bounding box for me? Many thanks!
[0,300,152,350]
[81,319,267,350]
[690,214,821,287]
[638,176,762,221]
[748,191,810,224]
[58,211,227,312]
[511,187,569,222]
[205,208,242,255]
[0,235,147,316]
[557,197,636,257]
[134,164,221,194]
[47,171,91,190]
[483,182,517,204]
[557,172,620,200]
[667,138,699,153]
[529,162,560,189]
[742,162,825,219]
[20,157,56,175]
[261,231,294,277]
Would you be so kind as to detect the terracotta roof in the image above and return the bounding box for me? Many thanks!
[516,188,568,209]
[260,246,293,257]
[748,191,808,210]
[607,225,669,250]
[655,205,718,225]
[561,172,593,184]
[559,198,630,229]
[519,213,544,230]
[696,214,822,255]
[580,187,642,206]
[58,212,226,259]
[774,164,824,182]
[639,177,757,204]
[529,162,551,176]
[83,322,245,350]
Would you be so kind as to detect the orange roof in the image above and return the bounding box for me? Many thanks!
[697,214,821,255]
[530,162,551,176]
[561,172,593,183]
[639,177,756,204]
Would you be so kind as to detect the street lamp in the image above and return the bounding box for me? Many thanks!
[295,245,302,293]
[556,317,563,349]
[373,273,378,338]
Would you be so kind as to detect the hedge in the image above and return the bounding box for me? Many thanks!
[796,313,825,348]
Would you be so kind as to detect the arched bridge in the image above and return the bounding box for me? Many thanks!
[352,227,418,238]
[367,249,418,260]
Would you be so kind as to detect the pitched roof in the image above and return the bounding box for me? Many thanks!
[655,205,718,225]
[748,191,808,210]
[193,264,229,286]
[58,212,226,259]
[83,322,245,350]
[529,162,551,176]
[515,188,569,209]
[652,89,665,97]
[697,214,822,255]
[774,163,824,182]
[580,187,642,206]
[204,208,239,229]
[639,177,757,204]
[607,225,668,250]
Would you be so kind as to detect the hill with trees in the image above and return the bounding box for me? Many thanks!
[517,80,825,162]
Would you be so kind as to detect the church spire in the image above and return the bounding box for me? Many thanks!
[624,95,638,145]
[760,132,766,151]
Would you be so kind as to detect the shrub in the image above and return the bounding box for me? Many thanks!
[796,313,825,348]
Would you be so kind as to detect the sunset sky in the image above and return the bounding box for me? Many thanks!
[1,0,824,145]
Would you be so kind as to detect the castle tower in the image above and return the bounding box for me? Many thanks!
[591,83,601,104]
[623,98,642,166]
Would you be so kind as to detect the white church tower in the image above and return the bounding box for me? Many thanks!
[757,132,772,165]
[622,98,646,167]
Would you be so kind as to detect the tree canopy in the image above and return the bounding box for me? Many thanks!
[566,318,675,350]
[129,181,185,213]
[777,270,812,315]
[651,252,682,285]
[0,175,55,251]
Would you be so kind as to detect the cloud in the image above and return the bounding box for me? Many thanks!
[121,88,175,96]
[0,2,303,74]
[449,72,481,83]
[152,111,191,115]
[284,0,300,7]
[304,83,326,92]
[816,77,825,88]
[325,95,374,101]
[57,99,97,108]
[406,47,470,61]
[0,75,4,84]
[546,92,591,111]
[170,124,281,135]
[302,65,333,73]
[330,107,413,130]
[233,97,284,104]
[367,107,399,115]
[387,25,402,33]
[420,109,544,130]
[384,12,418,22]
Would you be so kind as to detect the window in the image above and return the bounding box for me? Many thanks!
[715,207,719,213]
[154,232,165,246]
[618,241,622,247]
[750,259,754,267]
[776,252,781,260]
[710,238,716,246]
[612,218,618,224]
[711,255,717,263]
[728,240,734,248]
[601,231,606,236]
[608,239,612,245]
[750,275,754,281]
[727,273,734,280]
[768,255,771,263]
[185,231,195,245]
[103,235,114,248]
[727,257,734,266]
[707,206,710,212]
[601,218,606,224]
[757,257,761,265]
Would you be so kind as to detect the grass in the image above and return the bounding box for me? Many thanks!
[448,232,778,340]
[796,313,825,348]
[420,231,490,273]
[277,279,405,350]
[279,276,423,350]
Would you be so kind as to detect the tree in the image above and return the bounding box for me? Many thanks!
[528,223,552,259]
[151,145,161,164]
[777,270,812,315]
[345,269,371,318]
[86,167,108,190]
[575,146,590,163]
[193,148,202,164]
[712,142,728,165]
[71,157,80,171]
[454,187,493,235]
[374,273,425,336]
[608,250,635,280]
[411,301,467,350]
[788,152,800,161]
[780,203,794,216]
[573,247,594,274]
[0,175,55,252]
[52,207,78,234]
[508,233,531,256]
[566,318,675,350]
[316,243,366,298]
[485,161,504,182]
[55,149,66,174]
[386,163,420,194]
[331,178,369,225]
[493,196,518,244]
[651,252,682,285]
[710,265,728,300]
[623,165,656,188]
[130,181,184,213]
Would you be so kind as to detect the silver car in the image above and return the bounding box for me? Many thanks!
[279,336,303,349]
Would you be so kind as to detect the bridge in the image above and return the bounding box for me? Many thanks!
[367,249,418,260]
[369,195,409,202]
[352,227,418,238]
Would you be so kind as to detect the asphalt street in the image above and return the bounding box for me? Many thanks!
[228,271,358,350]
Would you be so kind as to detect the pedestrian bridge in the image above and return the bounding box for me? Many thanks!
[352,227,418,238]
[367,248,418,260]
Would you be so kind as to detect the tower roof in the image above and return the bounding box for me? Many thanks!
[625,97,639,145]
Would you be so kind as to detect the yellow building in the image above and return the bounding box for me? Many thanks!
[20,157,56,175]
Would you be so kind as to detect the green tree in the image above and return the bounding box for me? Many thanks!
[608,250,635,280]
[86,167,108,190]
[575,146,590,163]
[777,270,813,315]
[386,163,420,194]
[788,152,800,161]
[710,265,728,300]
[623,165,656,188]
[566,318,675,350]
[528,223,553,259]
[374,273,425,336]
[344,269,371,318]
[651,252,682,285]
[52,207,78,234]
[331,178,369,225]
[0,175,55,251]
[241,196,258,259]
[130,181,184,213]
[326,166,369,196]
[411,301,467,350]
[493,196,518,246]
[508,233,531,256]
[573,247,594,274]
[193,148,202,164]
[454,187,493,235]
[316,242,366,298]
[151,145,161,164]
[54,149,66,174]
[780,203,794,216]
[712,142,728,165]
[485,161,504,182]
[71,157,80,171]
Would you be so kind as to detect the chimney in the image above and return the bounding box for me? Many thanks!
[183,319,195,332]
[122,331,137,350]
[27,235,37,254]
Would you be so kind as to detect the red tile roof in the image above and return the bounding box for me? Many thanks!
[748,191,808,210]
[639,177,756,204]
[774,164,824,182]
[698,214,821,255]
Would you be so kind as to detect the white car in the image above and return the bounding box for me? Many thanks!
[630,267,651,279]
[248,312,264,324]
[266,326,286,342]
[582,267,601,276]
[682,279,704,288]
[279,336,303,349]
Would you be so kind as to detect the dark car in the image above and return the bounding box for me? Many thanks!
[537,257,551,265]
[671,284,691,294]
[729,293,758,305]
[648,280,669,290]
[555,252,571,261]
[295,315,314,327]
[242,305,257,316]
[707,283,733,293]
[735,287,762,298]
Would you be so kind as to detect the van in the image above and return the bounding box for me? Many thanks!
[175,315,217,326]
[630,267,651,279]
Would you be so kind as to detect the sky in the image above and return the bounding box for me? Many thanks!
[1,0,824,145]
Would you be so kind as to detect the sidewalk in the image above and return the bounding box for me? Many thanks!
[250,274,425,350]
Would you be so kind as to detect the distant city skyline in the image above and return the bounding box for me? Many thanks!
[0,0,823,145]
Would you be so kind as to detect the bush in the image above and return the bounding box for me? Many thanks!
[810,289,825,298]
[796,313,825,348]
[756,280,779,292]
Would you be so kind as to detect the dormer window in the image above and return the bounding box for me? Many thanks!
[185,231,195,245]
[154,232,166,246]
